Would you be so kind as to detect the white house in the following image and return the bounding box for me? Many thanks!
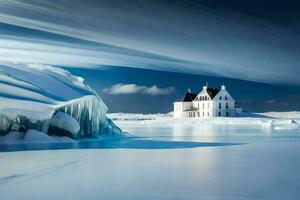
[173,84,240,118]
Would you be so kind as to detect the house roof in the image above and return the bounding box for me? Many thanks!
[206,88,220,99]
[184,107,199,111]
[177,92,197,102]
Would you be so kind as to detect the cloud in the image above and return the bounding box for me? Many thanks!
[103,84,175,96]
[0,0,299,84]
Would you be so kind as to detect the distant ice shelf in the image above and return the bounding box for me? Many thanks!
[0,62,125,142]
[108,112,300,131]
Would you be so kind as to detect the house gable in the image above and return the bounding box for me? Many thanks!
[194,88,212,101]
[194,87,220,101]
[212,88,234,101]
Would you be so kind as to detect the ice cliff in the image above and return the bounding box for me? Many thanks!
[0,62,124,139]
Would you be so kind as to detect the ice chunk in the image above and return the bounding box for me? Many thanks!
[23,129,56,143]
[100,118,126,137]
[0,131,25,144]
[271,119,299,131]
[0,130,76,144]
[50,112,80,137]
[51,136,76,143]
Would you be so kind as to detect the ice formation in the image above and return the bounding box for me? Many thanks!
[0,129,75,144]
[0,62,124,139]
[50,112,80,138]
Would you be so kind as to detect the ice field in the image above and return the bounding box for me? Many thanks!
[1,113,300,200]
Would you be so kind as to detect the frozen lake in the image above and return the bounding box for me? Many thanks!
[1,117,300,200]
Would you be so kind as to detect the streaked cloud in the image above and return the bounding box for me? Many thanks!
[0,0,299,85]
[103,83,175,96]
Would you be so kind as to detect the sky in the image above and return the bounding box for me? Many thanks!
[68,67,300,113]
[0,0,300,84]
[0,0,300,113]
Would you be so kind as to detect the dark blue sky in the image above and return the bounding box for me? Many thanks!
[67,67,300,113]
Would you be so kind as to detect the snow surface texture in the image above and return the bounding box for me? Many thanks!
[1,116,300,200]
[108,112,300,131]
[0,62,123,138]
[255,111,300,119]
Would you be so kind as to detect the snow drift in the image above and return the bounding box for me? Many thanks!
[0,62,124,139]
[0,129,75,144]
[108,112,300,131]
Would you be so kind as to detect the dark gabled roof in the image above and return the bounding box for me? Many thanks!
[206,88,220,99]
[176,92,197,102]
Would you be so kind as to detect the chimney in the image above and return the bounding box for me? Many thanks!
[221,83,226,90]
[203,82,208,90]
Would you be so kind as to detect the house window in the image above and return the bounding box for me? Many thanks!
[203,103,204,109]
[219,96,222,100]
[198,112,200,117]
[226,112,229,117]
[207,112,209,117]
[225,96,228,100]
[193,112,195,117]
[208,103,209,108]
[226,103,228,109]
[219,112,221,116]
[203,112,204,117]
[219,103,221,109]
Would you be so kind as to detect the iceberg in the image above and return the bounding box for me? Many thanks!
[0,62,124,139]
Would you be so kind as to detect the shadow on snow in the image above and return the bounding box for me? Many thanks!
[0,138,243,152]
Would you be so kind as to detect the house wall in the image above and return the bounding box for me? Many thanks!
[193,87,213,118]
[211,100,235,117]
[173,102,193,118]
[192,101,213,117]
[212,88,235,117]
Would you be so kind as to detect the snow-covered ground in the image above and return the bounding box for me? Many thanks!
[108,112,300,131]
[1,112,300,199]
[255,111,300,119]
[108,111,300,121]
